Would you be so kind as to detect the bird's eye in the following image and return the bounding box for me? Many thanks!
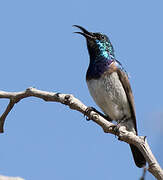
[101,35,105,39]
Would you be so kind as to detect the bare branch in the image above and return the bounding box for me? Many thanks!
[0,100,15,133]
[0,87,162,180]
[0,87,115,134]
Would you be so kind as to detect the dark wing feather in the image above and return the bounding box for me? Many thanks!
[116,68,138,134]
[117,69,146,167]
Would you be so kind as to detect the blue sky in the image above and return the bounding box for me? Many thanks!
[0,0,162,179]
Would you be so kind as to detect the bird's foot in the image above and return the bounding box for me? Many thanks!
[112,125,119,137]
[84,106,112,121]
[84,107,96,121]
[114,117,130,138]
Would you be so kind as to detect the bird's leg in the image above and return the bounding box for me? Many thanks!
[117,115,127,126]
[114,115,128,136]
[84,106,112,121]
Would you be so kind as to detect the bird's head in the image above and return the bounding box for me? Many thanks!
[73,25,115,60]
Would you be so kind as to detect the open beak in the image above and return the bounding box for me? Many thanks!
[73,25,95,39]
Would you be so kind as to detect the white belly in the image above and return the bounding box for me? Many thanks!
[86,72,131,121]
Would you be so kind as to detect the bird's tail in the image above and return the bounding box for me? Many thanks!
[129,144,146,168]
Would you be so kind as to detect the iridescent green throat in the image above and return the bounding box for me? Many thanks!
[95,40,115,60]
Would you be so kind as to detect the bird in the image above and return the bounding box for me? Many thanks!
[73,25,146,168]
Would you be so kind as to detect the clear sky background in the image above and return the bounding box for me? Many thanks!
[0,0,162,180]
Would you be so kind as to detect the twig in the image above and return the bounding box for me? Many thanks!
[0,100,15,133]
